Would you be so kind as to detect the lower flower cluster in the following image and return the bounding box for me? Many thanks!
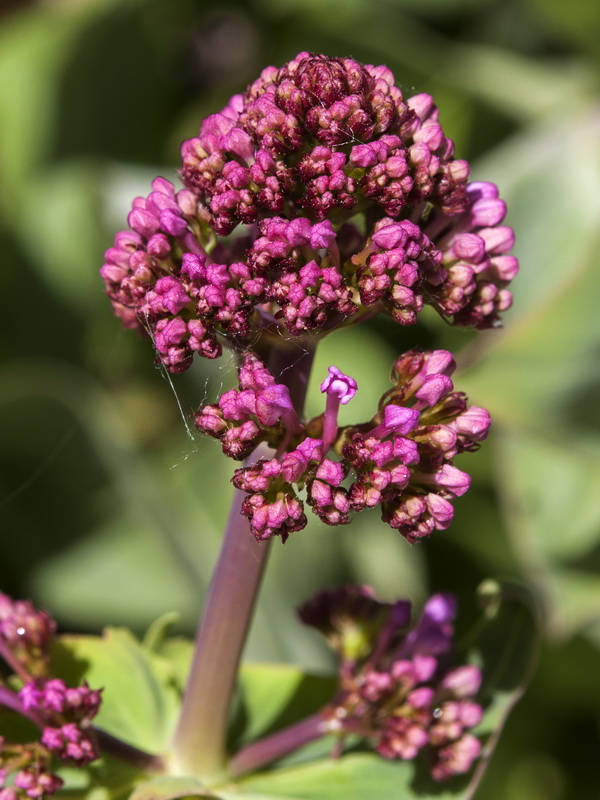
[195,348,489,542]
[298,587,483,782]
[0,595,102,799]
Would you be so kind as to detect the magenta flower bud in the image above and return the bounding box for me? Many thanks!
[448,232,486,263]
[146,233,171,258]
[127,206,160,238]
[382,405,420,434]
[41,679,68,713]
[285,217,312,246]
[469,196,507,228]
[479,225,515,254]
[430,733,482,782]
[350,142,380,168]
[451,406,491,441]
[427,351,456,378]
[255,384,295,427]
[19,683,43,711]
[159,209,188,237]
[223,127,254,162]
[315,458,345,485]
[392,439,418,467]
[414,374,454,407]
[238,354,276,391]
[280,449,311,484]
[150,276,190,315]
[309,220,337,250]
[407,686,435,708]
[422,593,457,624]
[407,92,435,120]
[441,665,482,699]
[41,727,64,751]
[180,252,206,281]
[155,317,187,349]
[0,594,56,675]
[417,464,471,497]
[425,493,454,528]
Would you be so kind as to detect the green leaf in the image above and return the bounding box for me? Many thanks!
[52,628,182,754]
[129,776,221,800]
[57,752,147,800]
[493,429,600,638]
[497,431,600,563]
[458,104,600,431]
[525,0,600,62]
[235,755,462,800]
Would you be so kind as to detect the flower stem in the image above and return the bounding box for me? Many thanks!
[0,684,25,715]
[0,640,31,684]
[171,339,316,783]
[94,729,166,773]
[0,684,44,729]
[229,710,331,778]
[170,486,270,782]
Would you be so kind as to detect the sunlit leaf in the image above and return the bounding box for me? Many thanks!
[129,776,221,800]
[52,628,182,754]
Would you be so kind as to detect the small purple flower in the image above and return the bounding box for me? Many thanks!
[320,366,358,405]
[319,366,358,453]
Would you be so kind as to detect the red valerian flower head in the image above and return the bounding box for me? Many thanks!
[298,587,483,782]
[199,349,489,543]
[101,54,518,373]
[0,596,103,798]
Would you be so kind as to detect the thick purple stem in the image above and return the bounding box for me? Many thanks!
[171,340,316,782]
[229,710,331,778]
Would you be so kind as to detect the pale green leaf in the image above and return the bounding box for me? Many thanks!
[129,776,221,800]
[52,628,182,754]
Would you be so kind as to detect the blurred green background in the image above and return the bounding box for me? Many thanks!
[1,0,599,797]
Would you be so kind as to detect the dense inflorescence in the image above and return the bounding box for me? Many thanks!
[0,595,102,799]
[196,348,490,542]
[101,52,518,374]
[298,587,483,781]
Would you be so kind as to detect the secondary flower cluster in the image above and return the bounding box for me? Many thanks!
[0,595,102,799]
[298,586,483,781]
[196,348,489,542]
[100,53,518,374]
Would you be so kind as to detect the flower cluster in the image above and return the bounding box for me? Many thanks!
[0,595,56,679]
[101,53,518,374]
[196,348,489,542]
[0,595,102,799]
[298,587,483,781]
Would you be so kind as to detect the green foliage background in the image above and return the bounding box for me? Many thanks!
[1,0,599,797]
